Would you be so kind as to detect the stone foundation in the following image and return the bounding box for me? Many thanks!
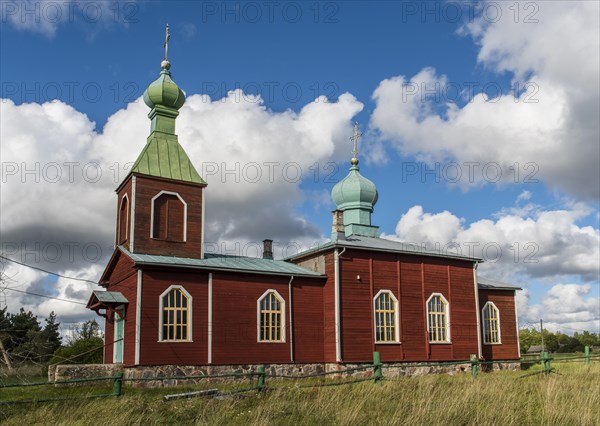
[48,363,124,385]
[480,361,521,372]
[49,360,520,388]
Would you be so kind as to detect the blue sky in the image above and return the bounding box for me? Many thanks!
[1,1,598,333]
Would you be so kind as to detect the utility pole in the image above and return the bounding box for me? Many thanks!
[540,319,544,351]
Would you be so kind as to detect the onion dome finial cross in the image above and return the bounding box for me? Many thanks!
[161,23,171,70]
[350,122,363,166]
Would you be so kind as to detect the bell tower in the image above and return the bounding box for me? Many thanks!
[114,25,207,258]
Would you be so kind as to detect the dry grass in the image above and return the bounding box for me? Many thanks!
[1,362,598,425]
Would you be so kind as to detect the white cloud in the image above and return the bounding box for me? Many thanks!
[518,284,600,334]
[1,0,136,38]
[0,90,363,323]
[370,1,600,200]
[385,203,599,282]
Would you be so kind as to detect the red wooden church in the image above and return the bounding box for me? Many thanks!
[87,52,521,368]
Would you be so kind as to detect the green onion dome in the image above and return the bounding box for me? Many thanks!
[143,60,185,111]
[332,158,378,211]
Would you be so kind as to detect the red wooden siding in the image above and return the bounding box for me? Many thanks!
[479,289,520,360]
[448,263,479,359]
[400,257,427,360]
[339,250,373,362]
[138,268,209,365]
[291,280,325,362]
[290,249,481,363]
[98,245,515,366]
[132,175,204,258]
[211,273,324,364]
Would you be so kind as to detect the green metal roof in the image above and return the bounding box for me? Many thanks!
[287,235,483,262]
[119,246,323,278]
[477,276,522,291]
[90,290,129,304]
[130,134,206,184]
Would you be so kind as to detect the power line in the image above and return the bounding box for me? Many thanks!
[1,287,87,306]
[0,255,100,285]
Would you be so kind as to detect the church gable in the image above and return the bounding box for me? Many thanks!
[99,248,136,287]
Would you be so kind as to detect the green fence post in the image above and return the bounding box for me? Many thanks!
[470,354,478,379]
[541,351,551,374]
[257,365,265,392]
[585,346,590,366]
[113,372,123,397]
[373,351,383,384]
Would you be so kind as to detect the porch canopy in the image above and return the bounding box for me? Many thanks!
[86,290,129,319]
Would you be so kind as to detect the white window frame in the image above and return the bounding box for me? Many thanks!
[426,293,451,343]
[257,289,286,343]
[482,301,502,345]
[150,191,188,241]
[373,289,400,344]
[158,285,193,342]
[117,194,129,244]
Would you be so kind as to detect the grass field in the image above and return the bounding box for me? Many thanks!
[1,362,598,425]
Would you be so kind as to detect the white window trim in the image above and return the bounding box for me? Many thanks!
[150,190,188,241]
[482,301,502,345]
[257,289,286,343]
[426,293,451,344]
[117,194,129,244]
[373,289,400,344]
[158,285,193,342]
[113,305,125,364]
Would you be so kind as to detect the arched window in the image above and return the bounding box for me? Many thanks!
[427,293,450,343]
[117,195,129,244]
[159,286,192,342]
[374,290,399,343]
[482,302,501,344]
[257,290,285,342]
[151,191,187,242]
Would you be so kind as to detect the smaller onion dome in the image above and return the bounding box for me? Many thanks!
[332,158,378,211]
[143,60,186,111]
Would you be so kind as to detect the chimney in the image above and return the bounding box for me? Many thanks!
[262,239,273,259]
[331,210,345,241]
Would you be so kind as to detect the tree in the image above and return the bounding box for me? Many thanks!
[0,307,13,372]
[520,327,598,354]
[0,308,63,366]
[40,312,62,361]
[51,320,103,365]
[519,328,540,353]
[77,319,102,341]
[7,308,41,354]
[574,331,600,348]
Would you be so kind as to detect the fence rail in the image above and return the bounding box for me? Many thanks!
[1,347,598,405]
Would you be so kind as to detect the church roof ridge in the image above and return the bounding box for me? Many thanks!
[286,235,483,263]
[117,246,323,278]
[477,275,522,290]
